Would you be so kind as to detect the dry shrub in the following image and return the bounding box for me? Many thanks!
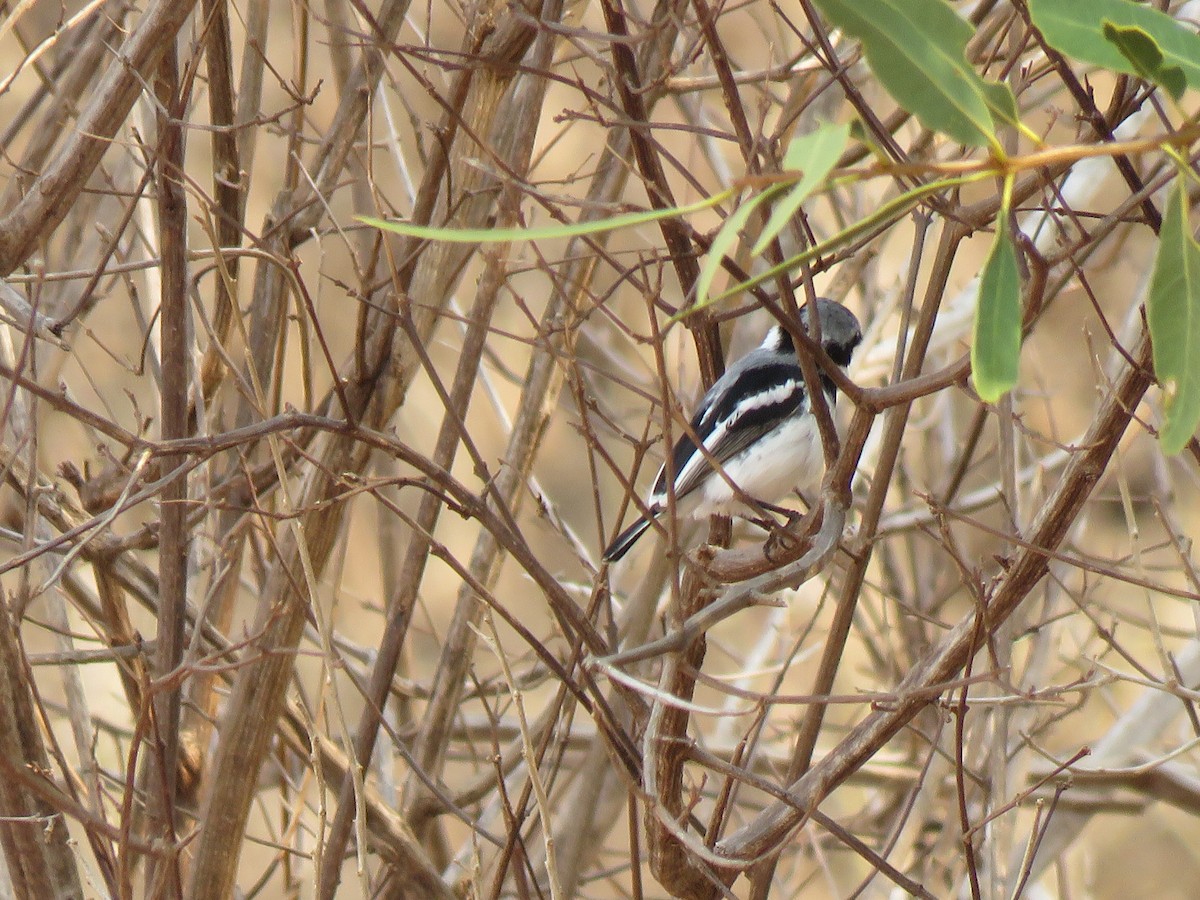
[0,2,1196,898]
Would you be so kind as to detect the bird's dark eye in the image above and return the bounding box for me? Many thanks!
[824,333,862,367]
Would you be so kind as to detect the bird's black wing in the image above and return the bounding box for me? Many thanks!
[653,359,807,500]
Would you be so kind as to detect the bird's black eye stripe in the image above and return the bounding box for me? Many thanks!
[767,318,861,368]
[824,333,862,367]
[704,362,806,434]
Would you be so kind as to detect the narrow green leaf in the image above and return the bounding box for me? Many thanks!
[848,118,889,166]
[677,173,989,321]
[1103,21,1186,100]
[978,80,1021,129]
[1148,183,1200,454]
[811,0,1011,148]
[972,221,1022,402]
[781,120,851,172]
[752,121,850,256]
[1103,20,1164,71]
[1030,0,1200,94]
[358,189,734,243]
[693,188,779,314]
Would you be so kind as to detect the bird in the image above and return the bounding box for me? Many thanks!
[602,298,862,563]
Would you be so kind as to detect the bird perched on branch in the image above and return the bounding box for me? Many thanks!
[603,298,862,563]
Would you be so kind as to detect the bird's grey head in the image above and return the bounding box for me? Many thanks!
[766,298,863,367]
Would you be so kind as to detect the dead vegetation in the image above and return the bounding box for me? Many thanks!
[0,1,1197,898]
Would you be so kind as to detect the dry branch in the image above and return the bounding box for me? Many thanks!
[0,2,1197,898]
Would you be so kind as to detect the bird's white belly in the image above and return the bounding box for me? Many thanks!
[694,414,824,517]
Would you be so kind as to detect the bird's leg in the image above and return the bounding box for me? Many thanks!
[756,498,804,521]
[744,500,807,557]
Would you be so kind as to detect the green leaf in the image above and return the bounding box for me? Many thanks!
[1103,21,1186,100]
[978,80,1021,129]
[358,189,734,243]
[679,172,989,320]
[1030,0,1200,95]
[971,220,1022,402]
[1148,182,1200,454]
[848,118,890,166]
[693,188,779,314]
[810,0,1012,148]
[752,121,850,256]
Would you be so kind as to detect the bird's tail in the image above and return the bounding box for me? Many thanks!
[603,515,654,563]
